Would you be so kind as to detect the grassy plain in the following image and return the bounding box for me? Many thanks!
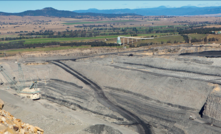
[1,16,221,34]
[0,34,18,38]
[0,44,124,57]
[0,46,90,57]
[1,15,221,55]
[2,33,178,44]
[3,36,119,44]
[188,34,206,39]
[63,20,137,25]
[138,35,184,44]
[207,34,221,42]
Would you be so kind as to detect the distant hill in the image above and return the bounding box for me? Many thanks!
[74,6,221,16]
[0,7,138,18]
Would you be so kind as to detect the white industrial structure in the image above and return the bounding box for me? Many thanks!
[117,36,154,46]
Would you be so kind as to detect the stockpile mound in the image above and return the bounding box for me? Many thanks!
[0,99,44,134]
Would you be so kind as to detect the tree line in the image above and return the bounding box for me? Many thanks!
[0,41,119,50]
[178,27,221,34]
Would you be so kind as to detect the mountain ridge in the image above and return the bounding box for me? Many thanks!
[74,6,221,16]
[0,7,138,18]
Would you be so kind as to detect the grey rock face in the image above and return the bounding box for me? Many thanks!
[203,87,221,121]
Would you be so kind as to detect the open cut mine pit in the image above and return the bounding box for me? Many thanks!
[1,45,221,134]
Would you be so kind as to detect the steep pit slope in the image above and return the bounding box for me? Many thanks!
[65,57,214,110]
[55,54,221,134]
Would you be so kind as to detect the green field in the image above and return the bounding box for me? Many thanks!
[0,34,185,56]
[64,20,137,25]
[3,36,119,44]
[0,34,18,38]
[138,35,184,44]
[1,33,181,45]
[0,46,91,56]
[0,46,89,57]
[137,33,178,37]
[188,34,206,39]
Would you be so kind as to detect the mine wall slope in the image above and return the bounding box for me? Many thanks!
[65,60,213,110]
[117,57,221,77]
[55,59,221,134]
[50,61,151,134]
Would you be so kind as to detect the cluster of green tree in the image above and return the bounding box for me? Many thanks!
[26,30,54,35]
[178,27,221,34]
[14,30,23,33]
[191,37,218,43]
[191,38,203,43]
[0,22,11,25]
[0,40,119,50]
[75,24,108,28]
[0,34,53,41]
[60,41,117,47]
[95,27,121,31]
[208,37,218,41]
[91,42,118,47]
[154,29,177,33]
[0,41,59,50]
[138,40,183,47]
[188,21,221,26]
[174,21,221,26]
[174,21,189,23]
[181,34,189,43]
[139,43,153,46]
[60,41,119,47]
[0,36,30,41]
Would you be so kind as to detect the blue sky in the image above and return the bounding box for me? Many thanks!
[1,1,221,12]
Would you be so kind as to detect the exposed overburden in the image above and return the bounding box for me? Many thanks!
[0,99,44,134]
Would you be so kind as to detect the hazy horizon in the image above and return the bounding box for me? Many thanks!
[1,1,221,13]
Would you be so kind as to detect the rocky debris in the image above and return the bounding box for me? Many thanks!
[24,62,49,66]
[0,99,44,134]
[0,99,4,110]
[20,47,126,58]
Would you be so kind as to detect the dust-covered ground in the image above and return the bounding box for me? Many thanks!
[1,45,221,134]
